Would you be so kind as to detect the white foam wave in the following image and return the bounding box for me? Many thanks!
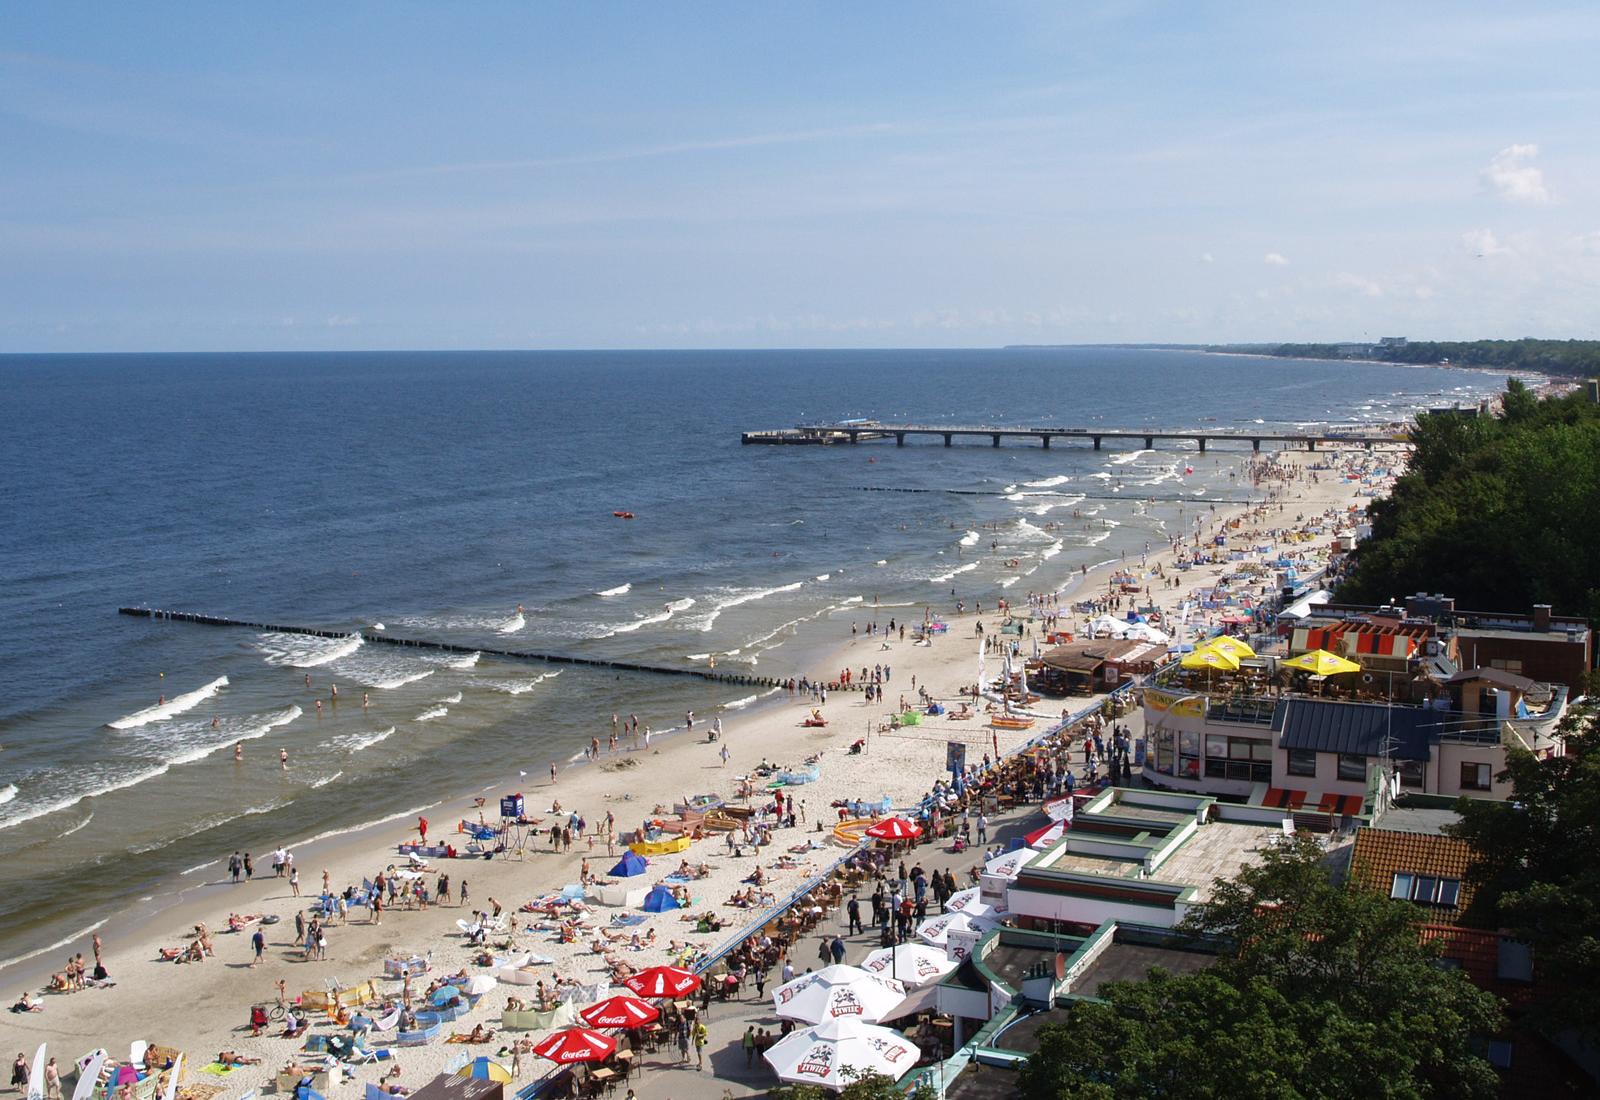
[165,704,302,766]
[415,705,448,722]
[479,670,560,695]
[1042,540,1064,560]
[498,612,526,635]
[874,560,887,566]
[596,584,632,597]
[0,784,15,806]
[437,692,463,704]
[329,727,395,753]
[723,694,759,710]
[686,653,711,661]
[0,917,109,976]
[931,561,980,584]
[57,813,93,839]
[959,530,980,547]
[1023,475,1072,488]
[840,596,865,605]
[180,858,220,876]
[311,771,344,789]
[1000,577,1021,588]
[257,632,364,668]
[432,652,481,670]
[1110,449,1153,465]
[1014,519,1054,541]
[0,764,172,832]
[814,574,830,581]
[107,676,228,729]
[608,597,696,637]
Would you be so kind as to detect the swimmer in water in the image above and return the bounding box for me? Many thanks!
[362,692,369,708]
[212,716,220,729]
[280,748,289,768]
[235,742,243,760]
[304,673,311,689]
[315,699,323,714]
[330,684,337,699]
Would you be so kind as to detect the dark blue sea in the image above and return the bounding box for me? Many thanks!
[0,348,1499,965]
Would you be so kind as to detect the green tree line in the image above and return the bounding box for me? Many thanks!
[1216,339,1600,377]
[1337,380,1600,627]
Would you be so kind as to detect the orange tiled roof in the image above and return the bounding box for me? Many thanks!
[1349,826,1480,926]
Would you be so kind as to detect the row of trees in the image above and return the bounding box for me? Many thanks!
[1215,339,1600,377]
[1337,379,1600,628]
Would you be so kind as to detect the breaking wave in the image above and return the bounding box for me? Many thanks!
[107,676,229,729]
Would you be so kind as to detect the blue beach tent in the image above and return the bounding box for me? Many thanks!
[609,851,648,878]
[641,885,680,912]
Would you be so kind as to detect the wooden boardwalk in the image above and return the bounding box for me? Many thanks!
[742,422,1407,452]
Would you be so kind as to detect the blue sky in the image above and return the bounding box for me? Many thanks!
[4,2,1599,351]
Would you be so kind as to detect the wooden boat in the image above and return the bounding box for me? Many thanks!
[990,715,1035,730]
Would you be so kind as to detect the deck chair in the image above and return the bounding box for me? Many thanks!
[405,852,430,870]
[129,1041,149,1069]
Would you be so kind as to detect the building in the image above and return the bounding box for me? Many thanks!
[1034,638,1163,695]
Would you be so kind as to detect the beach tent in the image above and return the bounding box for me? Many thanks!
[1282,649,1362,676]
[640,885,680,913]
[608,851,648,878]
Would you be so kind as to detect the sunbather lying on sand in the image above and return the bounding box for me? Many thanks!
[216,1052,262,1067]
[446,1025,494,1044]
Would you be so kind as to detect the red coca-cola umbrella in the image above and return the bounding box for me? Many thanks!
[579,994,660,1029]
[863,816,922,841]
[531,1027,618,1065]
[624,965,702,998]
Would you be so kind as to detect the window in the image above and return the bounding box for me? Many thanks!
[1287,748,1317,777]
[1206,736,1271,783]
[1398,760,1425,789]
[1488,658,1523,675]
[1391,872,1461,906]
[1496,940,1533,983]
[1337,753,1368,782]
[1152,730,1174,775]
[1460,762,1492,791]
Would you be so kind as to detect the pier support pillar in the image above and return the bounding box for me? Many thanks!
[943,433,952,447]
[1092,436,1102,450]
[1307,439,1316,451]
[896,432,906,447]
[1197,438,1207,453]
[848,432,860,444]
[1144,436,1154,450]
[1040,434,1051,449]
[991,434,1002,448]
[1251,439,1261,452]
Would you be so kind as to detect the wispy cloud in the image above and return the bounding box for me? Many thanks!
[1263,252,1289,266]
[1463,228,1510,257]
[1332,272,1382,297]
[1481,143,1549,204]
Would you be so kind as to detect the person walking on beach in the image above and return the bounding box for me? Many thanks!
[92,933,103,969]
[228,851,242,884]
[243,852,254,881]
[250,927,265,968]
[290,867,301,896]
[549,762,557,784]
[43,1058,60,1100]
[719,744,730,767]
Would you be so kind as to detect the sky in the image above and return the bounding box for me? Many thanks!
[4,2,1600,352]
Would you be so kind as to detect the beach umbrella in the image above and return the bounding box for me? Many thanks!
[863,816,922,842]
[772,964,907,1024]
[608,851,648,877]
[1180,648,1239,672]
[579,994,660,1029]
[431,985,462,1007]
[531,1027,617,1066]
[984,848,1033,880]
[942,887,982,913]
[1198,635,1255,660]
[463,974,497,996]
[916,910,1002,947]
[763,1016,919,1091]
[624,965,701,999]
[640,884,680,912]
[456,1058,513,1083]
[1026,819,1066,849]
[1282,649,1361,676]
[859,944,958,988]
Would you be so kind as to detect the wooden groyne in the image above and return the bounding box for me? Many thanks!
[117,607,817,690]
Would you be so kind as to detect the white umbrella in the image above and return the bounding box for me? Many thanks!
[942,887,982,913]
[764,1016,920,1090]
[916,910,1002,947]
[464,974,497,996]
[983,848,1033,880]
[772,964,907,1024]
[859,944,958,989]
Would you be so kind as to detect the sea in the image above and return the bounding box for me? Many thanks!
[0,347,1506,968]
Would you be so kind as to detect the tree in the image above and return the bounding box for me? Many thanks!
[769,1070,936,1099]
[1449,699,1600,1042]
[1017,838,1502,1100]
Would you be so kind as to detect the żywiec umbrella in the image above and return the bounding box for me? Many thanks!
[579,994,660,1030]
[863,816,922,842]
[772,964,907,1024]
[624,965,701,999]
[764,1016,919,1090]
[859,944,958,988]
[916,910,1002,947]
[531,1027,617,1065]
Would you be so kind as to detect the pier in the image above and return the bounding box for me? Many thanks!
[742,421,1408,452]
[116,608,814,690]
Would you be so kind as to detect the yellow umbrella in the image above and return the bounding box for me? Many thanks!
[1282,649,1361,676]
[1198,636,1255,660]
[457,1058,514,1084]
[1181,648,1240,672]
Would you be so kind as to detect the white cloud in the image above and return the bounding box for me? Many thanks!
[1200,252,1214,263]
[1332,272,1383,297]
[1462,228,1509,257]
[1573,231,1600,255]
[325,314,360,327]
[1263,252,1289,266]
[1482,143,1549,204]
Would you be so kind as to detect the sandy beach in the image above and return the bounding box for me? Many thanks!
[2,444,1384,1097]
